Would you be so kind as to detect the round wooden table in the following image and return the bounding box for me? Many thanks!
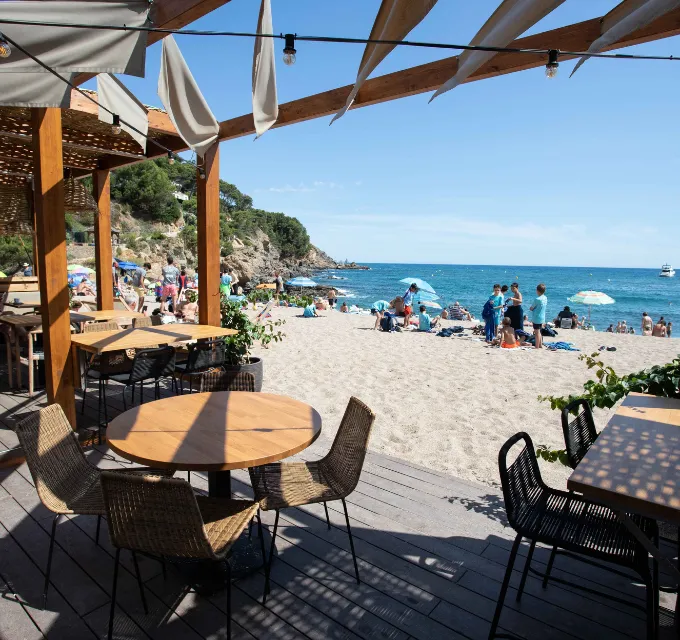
[107,391,322,498]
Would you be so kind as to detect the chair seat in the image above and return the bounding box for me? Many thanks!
[63,468,175,516]
[249,462,339,511]
[516,489,654,567]
[196,497,259,558]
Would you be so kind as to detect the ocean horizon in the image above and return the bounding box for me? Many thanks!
[313,263,679,333]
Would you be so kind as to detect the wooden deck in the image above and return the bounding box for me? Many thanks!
[0,359,678,639]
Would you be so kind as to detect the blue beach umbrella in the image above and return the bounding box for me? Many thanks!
[398,277,437,295]
[286,277,317,287]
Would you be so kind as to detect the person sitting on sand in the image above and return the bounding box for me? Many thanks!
[341,301,349,313]
[417,305,440,332]
[641,312,653,336]
[76,277,96,297]
[315,297,327,311]
[668,322,673,338]
[450,301,465,320]
[629,327,636,334]
[175,290,198,322]
[606,324,614,332]
[390,296,405,317]
[303,303,320,318]
[653,317,667,337]
[523,315,531,327]
[621,320,627,334]
[441,308,449,320]
[494,317,519,348]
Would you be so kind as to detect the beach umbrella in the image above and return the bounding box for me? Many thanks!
[255,283,276,290]
[0,271,6,278]
[415,290,440,302]
[567,290,615,323]
[399,277,436,295]
[67,264,95,273]
[419,300,442,310]
[286,277,317,287]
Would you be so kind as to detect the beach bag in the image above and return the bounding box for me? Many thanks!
[481,300,494,321]
[541,326,557,337]
[380,313,397,332]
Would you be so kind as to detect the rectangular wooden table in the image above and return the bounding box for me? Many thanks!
[0,314,44,393]
[69,309,145,326]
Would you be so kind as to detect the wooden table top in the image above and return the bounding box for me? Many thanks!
[70,323,237,354]
[0,314,42,329]
[4,301,41,309]
[568,393,680,524]
[107,392,322,471]
[69,309,145,324]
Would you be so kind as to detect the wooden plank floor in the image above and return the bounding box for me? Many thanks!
[0,357,677,639]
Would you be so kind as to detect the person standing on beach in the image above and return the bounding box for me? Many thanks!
[668,322,673,338]
[160,256,179,313]
[504,282,523,331]
[641,312,653,336]
[529,283,547,349]
[653,317,667,337]
[274,271,283,300]
[483,284,504,343]
[132,262,152,313]
[402,283,418,328]
[327,288,337,309]
[219,269,232,297]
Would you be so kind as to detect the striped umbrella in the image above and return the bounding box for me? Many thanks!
[567,290,615,324]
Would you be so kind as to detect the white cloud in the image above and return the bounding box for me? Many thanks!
[258,181,344,193]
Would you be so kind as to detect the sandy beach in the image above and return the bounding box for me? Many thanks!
[252,307,680,490]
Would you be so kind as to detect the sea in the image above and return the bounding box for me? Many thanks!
[313,264,679,333]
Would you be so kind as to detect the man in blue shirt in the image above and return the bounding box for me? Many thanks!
[417,305,440,332]
[530,283,548,349]
[485,284,505,343]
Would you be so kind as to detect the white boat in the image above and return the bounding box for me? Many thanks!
[659,264,676,278]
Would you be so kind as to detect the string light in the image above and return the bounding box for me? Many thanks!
[111,114,122,135]
[282,33,296,66]
[167,150,175,165]
[0,32,11,58]
[198,166,206,179]
[545,49,559,79]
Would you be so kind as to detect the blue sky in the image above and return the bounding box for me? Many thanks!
[90,0,680,268]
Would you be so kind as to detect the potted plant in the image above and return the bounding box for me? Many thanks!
[219,297,285,391]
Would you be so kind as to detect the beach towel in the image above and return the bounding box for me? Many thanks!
[544,341,580,352]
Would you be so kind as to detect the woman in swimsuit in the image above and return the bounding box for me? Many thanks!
[504,282,523,331]
[641,312,653,336]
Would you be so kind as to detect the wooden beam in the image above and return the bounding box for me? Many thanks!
[196,143,221,327]
[31,108,76,427]
[93,169,114,311]
[217,8,680,141]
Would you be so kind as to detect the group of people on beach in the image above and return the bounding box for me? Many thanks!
[483,282,548,349]
[603,313,672,337]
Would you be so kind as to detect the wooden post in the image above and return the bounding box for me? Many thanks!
[93,169,113,310]
[196,143,221,326]
[31,108,76,427]
[30,189,39,280]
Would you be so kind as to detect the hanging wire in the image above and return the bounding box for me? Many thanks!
[0,17,678,62]
[0,31,179,159]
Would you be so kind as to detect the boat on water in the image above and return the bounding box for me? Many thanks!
[659,264,676,278]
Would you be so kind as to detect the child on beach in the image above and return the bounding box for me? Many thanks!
[493,317,519,348]
[529,283,547,349]
[417,305,440,332]
[341,301,349,313]
[483,284,504,343]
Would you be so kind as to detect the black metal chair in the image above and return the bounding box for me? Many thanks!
[108,346,176,410]
[561,398,598,469]
[173,339,226,394]
[490,432,658,640]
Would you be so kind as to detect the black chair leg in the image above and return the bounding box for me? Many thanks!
[108,548,121,640]
[489,533,522,640]
[95,515,101,546]
[131,551,149,615]
[263,510,279,604]
[122,384,127,411]
[341,499,360,584]
[43,514,60,610]
[161,557,167,580]
[81,374,88,414]
[102,379,109,427]
[225,560,232,640]
[642,567,655,640]
[140,380,145,405]
[257,511,266,568]
[543,545,557,588]
[97,380,103,444]
[131,382,135,404]
[516,539,536,602]
[323,502,331,530]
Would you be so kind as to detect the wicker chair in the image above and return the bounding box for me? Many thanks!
[101,471,262,640]
[249,397,375,602]
[14,404,173,610]
[199,370,255,393]
[133,316,152,328]
[80,322,130,439]
[561,398,597,469]
[490,432,658,640]
[108,346,176,409]
[174,339,227,394]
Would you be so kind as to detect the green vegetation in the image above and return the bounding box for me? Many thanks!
[0,236,32,273]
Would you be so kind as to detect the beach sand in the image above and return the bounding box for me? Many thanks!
[252,307,679,490]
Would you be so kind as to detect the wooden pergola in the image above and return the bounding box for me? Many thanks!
[2,0,680,427]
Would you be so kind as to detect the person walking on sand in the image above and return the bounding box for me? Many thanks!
[483,284,504,343]
[641,312,653,336]
[274,271,283,300]
[160,256,179,313]
[529,283,548,349]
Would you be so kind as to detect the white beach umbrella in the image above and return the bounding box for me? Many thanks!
[567,290,615,323]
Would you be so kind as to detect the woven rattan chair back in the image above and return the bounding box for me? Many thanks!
[101,471,215,559]
[133,317,152,328]
[498,432,546,535]
[319,397,375,497]
[83,321,120,333]
[185,339,226,373]
[129,346,175,383]
[561,399,597,469]
[199,370,255,393]
[14,404,98,513]
[150,315,164,326]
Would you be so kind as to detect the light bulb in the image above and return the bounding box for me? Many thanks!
[0,34,11,59]
[111,114,122,135]
[283,33,296,67]
[198,167,206,179]
[167,151,175,165]
[545,49,559,79]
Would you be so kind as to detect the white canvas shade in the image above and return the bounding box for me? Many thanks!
[97,74,149,152]
[0,71,76,108]
[252,0,278,138]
